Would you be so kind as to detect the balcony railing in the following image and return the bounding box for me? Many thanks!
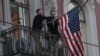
[0,25,68,56]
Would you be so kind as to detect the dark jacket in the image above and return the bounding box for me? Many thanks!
[47,16,59,35]
[32,14,48,31]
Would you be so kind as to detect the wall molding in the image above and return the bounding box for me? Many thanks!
[3,0,12,28]
[96,0,100,5]
[83,0,99,56]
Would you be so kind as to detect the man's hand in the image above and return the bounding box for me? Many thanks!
[54,15,62,20]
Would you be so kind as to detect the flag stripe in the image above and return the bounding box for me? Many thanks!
[76,31,84,51]
[76,32,84,50]
[74,33,84,52]
[62,16,79,55]
[65,27,79,56]
[60,16,74,55]
[72,33,83,56]
[72,33,82,55]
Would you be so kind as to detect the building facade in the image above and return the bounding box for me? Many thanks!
[0,0,100,56]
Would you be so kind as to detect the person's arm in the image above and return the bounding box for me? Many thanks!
[42,16,49,20]
[32,16,37,30]
[46,16,55,24]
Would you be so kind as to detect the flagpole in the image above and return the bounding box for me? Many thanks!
[57,0,89,22]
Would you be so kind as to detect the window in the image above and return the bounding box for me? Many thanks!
[9,0,30,39]
[10,0,30,26]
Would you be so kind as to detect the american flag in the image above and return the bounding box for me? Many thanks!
[58,6,84,56]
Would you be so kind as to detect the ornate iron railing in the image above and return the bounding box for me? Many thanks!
[0,25,68,56]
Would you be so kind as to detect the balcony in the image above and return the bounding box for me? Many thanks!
[0,25,68,56]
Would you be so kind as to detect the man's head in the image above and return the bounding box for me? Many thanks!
[36,9,44,15]
[50,9,55,16]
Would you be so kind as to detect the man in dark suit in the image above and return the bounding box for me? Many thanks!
[46,10,60,56]
[47,10,59,35]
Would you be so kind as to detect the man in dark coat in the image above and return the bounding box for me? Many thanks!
[32,9,48,56]
[32,9,48,31]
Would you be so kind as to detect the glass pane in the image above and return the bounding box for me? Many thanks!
[10,0,30,26]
